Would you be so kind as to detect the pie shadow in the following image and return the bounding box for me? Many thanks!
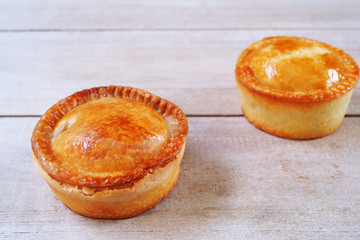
[148,129,237,219]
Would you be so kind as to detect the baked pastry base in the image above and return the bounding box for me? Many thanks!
[236,82,353,139]
[32,145,185,219]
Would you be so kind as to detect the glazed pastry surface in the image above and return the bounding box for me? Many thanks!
[32,86,188,187]
[241,38,348,92]
[236,37,359,102]
[51,97,170,176]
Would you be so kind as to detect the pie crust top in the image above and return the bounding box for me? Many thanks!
[31,86,188,188]
[235,36,360,101]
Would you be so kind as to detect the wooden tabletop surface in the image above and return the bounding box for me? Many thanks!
[1,1,360,239]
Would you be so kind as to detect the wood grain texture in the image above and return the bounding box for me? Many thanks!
[1,117,360,239]
[1,30,359,115]
[1,0,360,239]
[0,0,359,30]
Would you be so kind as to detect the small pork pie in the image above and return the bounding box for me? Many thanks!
[235,36,359,139]
[31,86,188,218]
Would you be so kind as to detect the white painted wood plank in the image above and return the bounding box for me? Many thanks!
[1,30,360,115]
[1,117,359,239]
[0,0,359,30]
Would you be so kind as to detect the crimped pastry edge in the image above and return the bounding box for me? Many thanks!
[235,36,360,102]
[31,86,188,188]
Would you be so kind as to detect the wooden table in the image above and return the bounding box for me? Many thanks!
[1,1,360,239]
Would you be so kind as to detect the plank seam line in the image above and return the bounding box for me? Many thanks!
[187,114,243,117]
[0,114,244,118]
[0,28,360,33]
[0,114,359,118]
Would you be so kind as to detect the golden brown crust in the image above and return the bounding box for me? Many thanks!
[235,36,360,102]
[31,86,188,188]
